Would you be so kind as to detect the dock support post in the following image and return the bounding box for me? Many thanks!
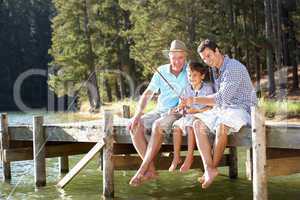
[1,113,11,181]
[33,116,46,187]
[59,156,69,174]
[246,148,253,180]
[122,105,130,118]
[102,110,114,198]
[228,146,238,179]
[251,106,267,200]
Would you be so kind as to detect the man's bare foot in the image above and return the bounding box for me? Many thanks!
[144,171,159,181]
[168,158,182,172]
[201,168,219,189]
[129,172,145,187]
[179,157,193,172]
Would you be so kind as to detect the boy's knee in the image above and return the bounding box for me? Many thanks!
[173,127,182,135]
[193,119,206,131]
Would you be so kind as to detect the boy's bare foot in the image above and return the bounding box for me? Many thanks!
[197,175,205,184]
[168,158,182,172]
[201,168,218,189]
[179,157,193,172]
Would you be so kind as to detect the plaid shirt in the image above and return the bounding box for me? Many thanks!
[212,56,257,113]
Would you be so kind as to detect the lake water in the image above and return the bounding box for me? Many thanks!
[0,112,300,200]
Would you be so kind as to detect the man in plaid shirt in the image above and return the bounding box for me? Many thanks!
[185,39,257,189]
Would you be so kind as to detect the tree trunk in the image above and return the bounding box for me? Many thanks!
[275,0,286,99]
[264,0,276,97]
[86,72,100,111]
[290,21,299,90]
[252,0,261,97]
[83,0,100,111]
[104,78,113,102]
[115,80,121,100]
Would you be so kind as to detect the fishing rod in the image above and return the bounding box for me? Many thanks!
[135,50,184,100]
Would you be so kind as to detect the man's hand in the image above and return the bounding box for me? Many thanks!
[186,108,199,114]
[186,97,194,106]
[127,113,142,131]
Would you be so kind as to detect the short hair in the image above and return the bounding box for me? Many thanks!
[188,61,208,75]
[197,39,219,53]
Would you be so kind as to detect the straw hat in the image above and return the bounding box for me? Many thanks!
[163,40,189,54]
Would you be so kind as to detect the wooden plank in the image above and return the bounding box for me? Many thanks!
[56,139,105,188]
[267,148,300,159]
[266,126,300,149]
[267,156,300,176]
[1,113,11,181]
[113,154,230,170]
[46,143,94,157]
[8,124,300,149]
[245,148,253,181]
[228,147,238,179]
[103,110,114,198]
[251,107,268,200]
[33,116,46,187]
[60,156,69,174]
[3,143,95,162]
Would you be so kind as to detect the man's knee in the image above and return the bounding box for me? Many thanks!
[216,124,229,137]
[130,122,145,137]
[152,120,163,135]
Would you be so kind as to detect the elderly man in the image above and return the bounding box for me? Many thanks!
[186,39,257,189]
[128,40,189,186]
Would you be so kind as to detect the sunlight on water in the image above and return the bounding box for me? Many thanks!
[0,113,300,199]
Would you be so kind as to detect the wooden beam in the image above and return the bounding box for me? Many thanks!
[102,110,114,198]
[60,156,69,174]
[122,105,130,118]
[1,113,11,181]
[267,148,300,159]
[228,147,238,179]
[113,154,230,170]
[267,156,300,176]
[33,116,46,187]
[3,143,94,162]
[251,107,268,200]
[8,123,300,149]
[56,139,105,188]
[245,148,253,181]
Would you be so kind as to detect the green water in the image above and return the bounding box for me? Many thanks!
[0,113,300,199]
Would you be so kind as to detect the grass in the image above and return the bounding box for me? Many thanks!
[69,98,300,122]
[259,98,300,119]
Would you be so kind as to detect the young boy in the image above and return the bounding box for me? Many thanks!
[169,62,213,172]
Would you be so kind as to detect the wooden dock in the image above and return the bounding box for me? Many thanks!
[1,106,300,200]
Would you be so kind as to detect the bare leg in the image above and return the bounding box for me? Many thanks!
[180,127,195,172]
[129,120,164,186]
[169,127,182,172]
[212,124,229,168]
[129,122,156,186]
[193,120,218,189]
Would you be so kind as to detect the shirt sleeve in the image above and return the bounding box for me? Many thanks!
[214,68,240,106]
[147,72,160,93]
